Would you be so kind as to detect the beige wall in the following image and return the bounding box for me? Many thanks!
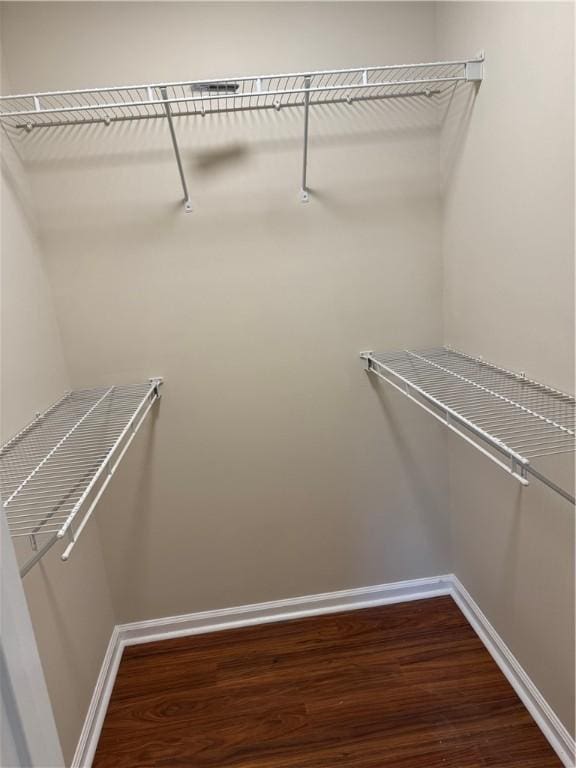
[1,46,118,764]
[2,1,573,762]
[1,1,450,629]
[438,1,575,734]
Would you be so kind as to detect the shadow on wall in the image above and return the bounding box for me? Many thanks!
[12,90,443,170]
[38,568,88,699]
[194,143,249,174]
[438,80,479,188]
[96,402,161,619]
[12,85,447,234]
[368,378,449,562]
[1,133,41,235]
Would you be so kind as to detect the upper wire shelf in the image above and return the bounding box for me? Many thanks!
[361,347,575,504]
[0,57,483,211]
[0,58,483,129]
[0,379,162,577]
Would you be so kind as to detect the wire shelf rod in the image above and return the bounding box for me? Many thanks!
[11,528,65,539]
[362,347,574,504]
[0,58,481,102]
[5,464,114,488]
[58,383,159,540]
[439,408,571,431]
[2,388,114,508]
[508,434,575,449]
[3,464,120,492]
[383,370,574,434]
[1,379,162,575]
[376,364,570,404]
[6,487,106,508]
[7,493,99,511]
[0,75,466,120]
[0,394,72,457]
[364,355,529,484]
[495,426,575,442]
[442,348,574,400]
[9,518,77,533]
[8,512,82,525]
[453,401,574,419]
[1,403,150,435]
[527,446,576,458]
[9,519,74,534]
[365,356,527,463]
[398,371,574,401]
[60,390,159,559]
[422,381,574,410]
[406,351,574,437]
[0,58,482,207]
[2,444,132,483]
[7,508,77,522]
[473,413,573,431]
[6,498,97,515]
[1,88,445,129]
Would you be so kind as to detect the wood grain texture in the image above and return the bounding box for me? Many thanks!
[93,596,562,767]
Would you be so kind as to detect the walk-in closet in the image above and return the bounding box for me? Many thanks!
[1,2,574,767]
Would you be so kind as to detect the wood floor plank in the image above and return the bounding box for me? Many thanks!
[93,596,562,767]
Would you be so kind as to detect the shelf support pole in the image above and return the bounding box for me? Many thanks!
[160,87,193,213]
[300,76,311,203]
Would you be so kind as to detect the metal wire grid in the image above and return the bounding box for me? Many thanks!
[0,59,480,129]
[0,380,161,575]
[362,348,575,503]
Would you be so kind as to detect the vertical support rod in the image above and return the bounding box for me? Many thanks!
[300,76,311,203]
[160,87,193,213]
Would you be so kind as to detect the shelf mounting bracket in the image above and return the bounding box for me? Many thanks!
[465,51,484,82]
[300,76,311,203]
[160,87,193,213]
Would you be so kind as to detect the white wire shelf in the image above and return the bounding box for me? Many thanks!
[0,58,482,129]
[361,348,575,504]
[0,56,483,210]
[0,379,162,577]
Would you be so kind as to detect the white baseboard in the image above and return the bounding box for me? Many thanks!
[451,575,576,768]
[118,574,453,646]
[73,573,575,768]
[71,626,123,768]
[72,574,451,766]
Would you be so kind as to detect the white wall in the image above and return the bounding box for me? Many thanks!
[1,43,118,764]
[438,0,575,735]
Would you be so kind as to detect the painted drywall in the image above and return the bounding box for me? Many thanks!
[438,1,575,734]
[4,0,573,760]
[1,45,118,764]
[0,1,450,631]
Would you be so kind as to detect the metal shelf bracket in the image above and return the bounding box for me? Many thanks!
[160,87,193,213]
[300,76,311,204]
[466,52,484,82]
[360,351,373,370]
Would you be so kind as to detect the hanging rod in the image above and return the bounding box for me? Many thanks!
[360,347,575,505]
[0,56,483,210]
[0,379,162,577]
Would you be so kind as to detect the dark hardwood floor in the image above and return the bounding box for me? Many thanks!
[93,596,562,767]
